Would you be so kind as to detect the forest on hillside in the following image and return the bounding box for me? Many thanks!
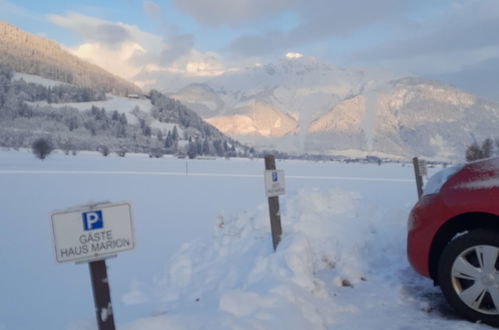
[0,64,255,158]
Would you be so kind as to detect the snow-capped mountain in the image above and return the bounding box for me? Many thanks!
[172,55,398,138]
[168,55,499,161]
[307,78,499,160]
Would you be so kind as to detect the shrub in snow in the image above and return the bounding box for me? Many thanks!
[116,147,127,157]
[148,148,164,158]
[99,145,110,157]
[59,139,74,155]
[31,137,54,160]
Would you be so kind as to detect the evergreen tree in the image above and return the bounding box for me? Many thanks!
[465,138,494,162]
[172,126,179,141]
[482,138,493,158]
[164,131,173,148]
[187,141,198,159]
[202,139,210,154]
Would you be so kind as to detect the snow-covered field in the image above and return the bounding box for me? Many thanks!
[0,151,491,330]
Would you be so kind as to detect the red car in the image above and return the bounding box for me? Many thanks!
[407,157,499,326]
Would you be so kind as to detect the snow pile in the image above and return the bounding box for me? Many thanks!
[126,187,411,329]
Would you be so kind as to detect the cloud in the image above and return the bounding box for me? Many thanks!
[158,33,194,66]
[216,0,499,79]
[227,33,283,58]
[171,0,296,27]
[47,12,227,88]
[428,56,499,101]
[72,42,147,80]
[48,13,134,46]
[172,0,409,32]
[144,1,163,21]
[223,0,414,58]
[0,0,42,22]
[349,0,499,74]
[133,49,228,91]
[291,0,408,39]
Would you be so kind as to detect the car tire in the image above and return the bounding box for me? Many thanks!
[438,230,499,327]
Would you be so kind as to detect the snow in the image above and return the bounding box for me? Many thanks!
[0,150,490,330]
[35,95,154,126]
[454,158,499,190]
[13,72,69,87]
[45,95,153,115]
[423,165,464,195]
[100,303,112,322]
[457,178,499,190]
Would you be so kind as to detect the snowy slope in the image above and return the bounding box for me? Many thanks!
[43,94,154,126]
[13,72,69,88]
[0,150,490,330]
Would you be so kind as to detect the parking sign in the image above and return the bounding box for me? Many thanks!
[51,202,135,263]
[264,170,285,197]
[83,210,103,231]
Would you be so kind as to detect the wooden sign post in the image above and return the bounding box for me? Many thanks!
[89,260,115,330]
[412,157,427,199]
[51,201,135,330]
[264,155,284,251]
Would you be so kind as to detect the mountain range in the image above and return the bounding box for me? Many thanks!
[2,20,499,161]
[168,55,499,161]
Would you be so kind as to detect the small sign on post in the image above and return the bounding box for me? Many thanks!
[264,169,286,197]
[418,159,427,177]
[412,157,427,199]
[50,201,135,330]
[51,201,134,263]
[264,155,284,251]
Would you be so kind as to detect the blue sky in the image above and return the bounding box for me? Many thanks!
[1,0,499,99]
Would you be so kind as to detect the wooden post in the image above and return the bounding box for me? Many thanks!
[264,155,282,251]
[89,260,116,330]
[413,157,424,200]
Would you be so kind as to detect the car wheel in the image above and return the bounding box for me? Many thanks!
[438,230,499,326]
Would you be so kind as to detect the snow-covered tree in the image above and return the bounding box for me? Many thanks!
[32,137,54,160]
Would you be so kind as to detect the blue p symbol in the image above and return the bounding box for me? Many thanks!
[272,171,278,182]
[83,210,103,231]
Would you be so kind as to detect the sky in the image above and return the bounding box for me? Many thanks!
[1,0,499,99]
